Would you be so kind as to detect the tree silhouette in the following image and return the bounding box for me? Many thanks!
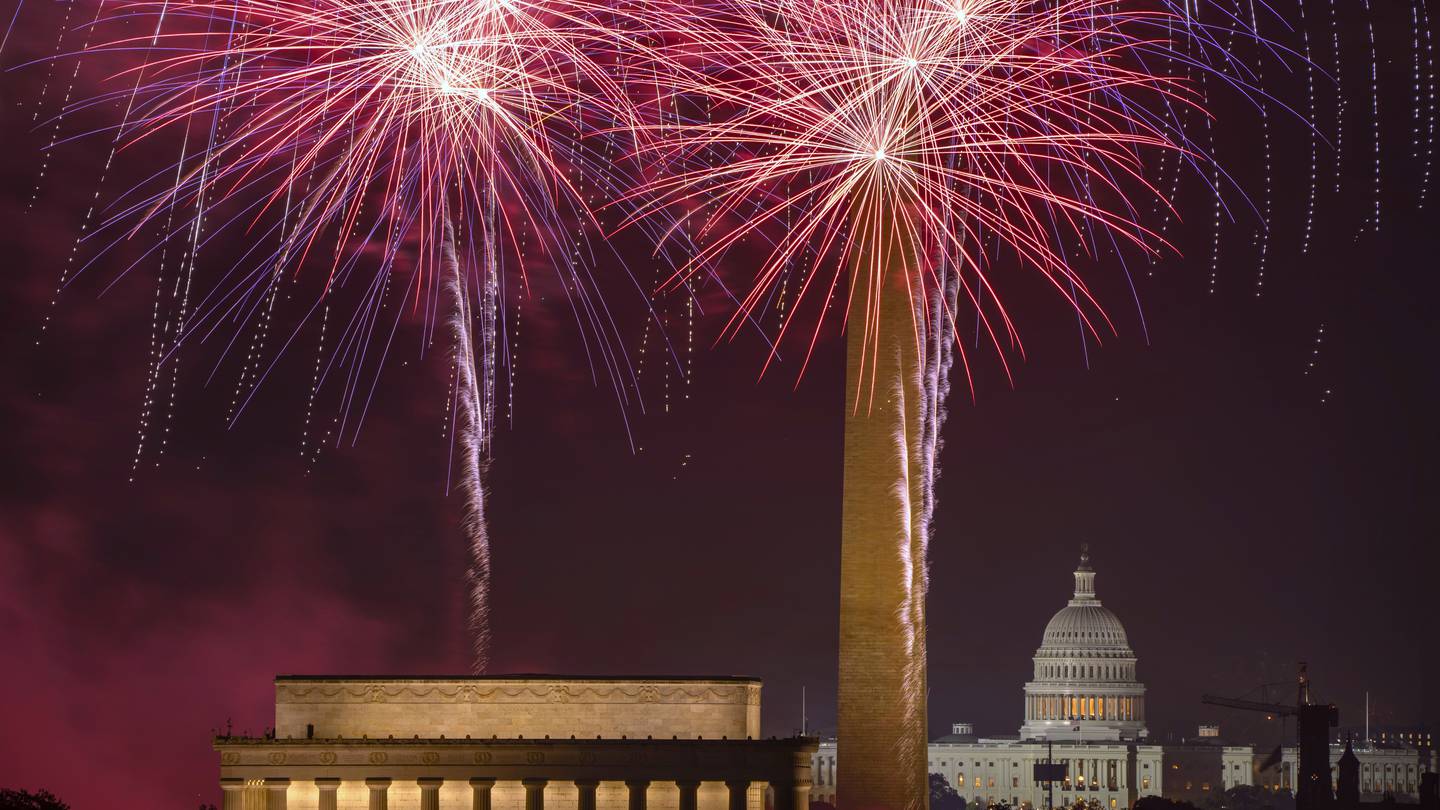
[0,789,69,810]
[931,774,968,810]
[1201,785,1294,810]
[1136,797,1202,810]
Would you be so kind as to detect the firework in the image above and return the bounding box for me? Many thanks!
[635,0,1228,378]
[71,0,650,671]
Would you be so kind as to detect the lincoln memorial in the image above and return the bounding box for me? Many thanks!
[215,675,817,810]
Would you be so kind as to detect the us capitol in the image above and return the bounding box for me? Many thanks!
[813,549,1251,810]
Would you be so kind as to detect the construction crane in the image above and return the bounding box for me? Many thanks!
[1201,664,1338,810]
[1200,695,1300,719]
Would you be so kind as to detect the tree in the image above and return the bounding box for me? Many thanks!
[1201,785,1294,810]
[1136,797,1202,810]
[0,789,69,810]
[932,774,970,810]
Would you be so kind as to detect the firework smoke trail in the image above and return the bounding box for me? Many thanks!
[917,238,959,567]
[443,211,496,674]
[888,335,923,793]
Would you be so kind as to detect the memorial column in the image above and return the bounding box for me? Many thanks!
[726,781,750,810]
[264,777,290,810]
[471,777,496,810]
[626,780,650,810]
[316,778,340,810]
[220,778,244,810]
[677,781,700,810]
[367,777,392,810]
[576,780,599,810]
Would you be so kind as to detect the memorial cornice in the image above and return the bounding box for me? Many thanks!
[275,679,761,706]
[214,735,819,783]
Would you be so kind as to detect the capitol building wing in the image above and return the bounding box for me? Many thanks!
[1019,549,1147,743]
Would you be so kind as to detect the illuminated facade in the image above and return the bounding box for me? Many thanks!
[1257,743,1439,803]
[809,550,1253,810]
[214,675,818,810]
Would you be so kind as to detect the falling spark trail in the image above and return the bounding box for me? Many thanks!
[1417,0,1435,208]
[1328,0,1344,196]
[1361,0,1380,230]
[1299,0,1316,253]
[1250,0,1270,298]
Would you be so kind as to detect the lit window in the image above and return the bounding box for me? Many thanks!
[1142,779,1150,790]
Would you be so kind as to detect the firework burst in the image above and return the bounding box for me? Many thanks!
[630,0,1227,388]
[99,0,641,289]
[69,0,651,671]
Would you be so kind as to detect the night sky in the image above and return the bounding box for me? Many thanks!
[1,2,1437,808]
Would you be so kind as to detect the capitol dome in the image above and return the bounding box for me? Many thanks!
[1019,547,1148,742]
[1041,602,1130,648]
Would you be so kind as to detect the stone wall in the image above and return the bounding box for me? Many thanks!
[274,677,762,741]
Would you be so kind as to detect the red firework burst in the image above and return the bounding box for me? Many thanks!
[628,0,1208,388]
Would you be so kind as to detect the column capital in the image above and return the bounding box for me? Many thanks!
[315,779,341,790]
[418,778,445,788]
[522,778,550,787]
[472,777,497,810]
[220,779,245,792]
[627,780,650,810]
[366,778,393,789]
[265,778,292,788]
[725,780,749,810]
[576,779,599,810]
[677,779,700,810]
